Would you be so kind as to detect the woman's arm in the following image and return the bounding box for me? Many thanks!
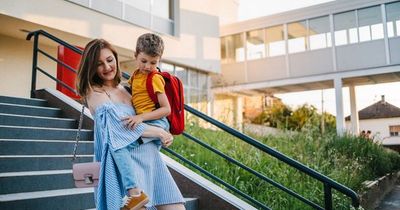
[122,92,170,129]
[142,125,173,147]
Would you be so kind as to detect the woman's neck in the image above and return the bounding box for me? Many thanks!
[101,82,116,90]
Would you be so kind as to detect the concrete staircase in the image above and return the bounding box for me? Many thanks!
[0,95,95,209]
[0,95,198,210]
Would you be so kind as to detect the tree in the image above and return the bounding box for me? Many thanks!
[252,103,336,133]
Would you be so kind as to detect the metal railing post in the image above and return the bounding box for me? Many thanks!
[30,32,39,98]
[324,183,333,210]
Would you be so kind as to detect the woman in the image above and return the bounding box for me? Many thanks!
[76,39,185,210]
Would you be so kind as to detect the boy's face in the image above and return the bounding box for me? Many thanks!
[135,52,160,74]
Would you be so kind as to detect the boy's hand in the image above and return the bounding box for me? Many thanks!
[159,130,173,147]
[121,115,144,129]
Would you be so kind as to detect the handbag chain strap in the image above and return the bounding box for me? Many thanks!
[72,98,86,162]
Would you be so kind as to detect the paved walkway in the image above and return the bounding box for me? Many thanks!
[375,185,400,210]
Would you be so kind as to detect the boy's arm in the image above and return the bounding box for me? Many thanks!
[141,124,173,147]
[121,92,171,128]
[140,92,170,119]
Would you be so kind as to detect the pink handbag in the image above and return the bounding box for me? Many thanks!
[72,162,100,187]
[72,103,100,188]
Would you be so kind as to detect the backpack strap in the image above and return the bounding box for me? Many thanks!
[146,71,160,108]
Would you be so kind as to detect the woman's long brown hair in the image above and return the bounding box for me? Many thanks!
[76,39,121,97]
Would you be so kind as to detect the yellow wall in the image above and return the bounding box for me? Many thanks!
[0,34,57,97]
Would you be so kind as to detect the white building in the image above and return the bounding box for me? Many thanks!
[345,95,400,149]
[213,0,400,134]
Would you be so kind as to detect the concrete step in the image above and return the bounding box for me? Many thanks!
[0,155,93,173]
[0,113,76,129]
[0,170,74,194]
[0,95,48,107]
[84,198,199,210]
[0,103,61,118]
[0,188,95,210]
[0,125,93,140]
[0,187,198,210]
[184,197,199,210]
[0,139,93,155]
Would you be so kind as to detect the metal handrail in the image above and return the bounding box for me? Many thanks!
[182,132,323,209]
[26,30,82,97]
[183,105,360,208]
[163,147,272,210]
[27,29,360,210]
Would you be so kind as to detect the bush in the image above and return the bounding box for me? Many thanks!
[165,125,400,209]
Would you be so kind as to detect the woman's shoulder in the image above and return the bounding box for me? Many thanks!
[86,88,109,114]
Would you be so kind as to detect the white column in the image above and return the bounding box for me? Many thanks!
[349,85,359,135]
[207,76,213,117]
[234,96,243,131]
[334,77,345,135]
[208,92,214,118]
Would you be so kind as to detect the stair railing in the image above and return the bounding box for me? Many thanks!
[26,30,82,98]
[27,30,360,210]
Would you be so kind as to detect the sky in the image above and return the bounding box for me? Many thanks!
[238,0,400,116]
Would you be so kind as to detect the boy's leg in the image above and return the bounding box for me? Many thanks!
[141,118,169,145]
[110,142,149,209]
[110,143,139,193]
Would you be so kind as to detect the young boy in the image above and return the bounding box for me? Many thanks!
[126,33,171,143]
[112,33,172,210]
[116,33,171,209]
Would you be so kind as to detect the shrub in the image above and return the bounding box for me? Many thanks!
[166,124,400,209]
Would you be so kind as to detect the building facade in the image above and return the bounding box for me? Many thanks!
[0,0,238,115]
[214,0,400,134]
[345,95,400,142]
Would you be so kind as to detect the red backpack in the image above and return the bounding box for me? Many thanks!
[145,69,185,135]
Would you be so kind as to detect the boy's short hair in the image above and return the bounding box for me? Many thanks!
[135,33,164,57]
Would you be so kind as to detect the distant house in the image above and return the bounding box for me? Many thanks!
[345,95,400,151]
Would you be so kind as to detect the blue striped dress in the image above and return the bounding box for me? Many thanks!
[93,102,185,210]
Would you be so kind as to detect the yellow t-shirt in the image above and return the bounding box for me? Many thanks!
[128,70,165,114]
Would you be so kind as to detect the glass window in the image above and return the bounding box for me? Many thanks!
[334,11,358,46]
[226,33,244,62]
[386,2,400,37]
[309,16,331,50]
[265,25,285,56]
[184,87,189,103]
[125,0,171,19]
[358,6,383,42]
[246,29,265,60]
[189,70,198,89]
[198,73,207,90]
[152,0,171,19]
[125,0,150,13]
[387,21,395,37]
[175,66,188,85]
[390,125,400,136]
[288,20,307,53]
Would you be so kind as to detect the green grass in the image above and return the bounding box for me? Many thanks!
[163,123,400,210]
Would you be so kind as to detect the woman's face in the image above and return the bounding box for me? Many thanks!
[96,48,117,83]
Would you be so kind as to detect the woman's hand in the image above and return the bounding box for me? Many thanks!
[121,115,144,129]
